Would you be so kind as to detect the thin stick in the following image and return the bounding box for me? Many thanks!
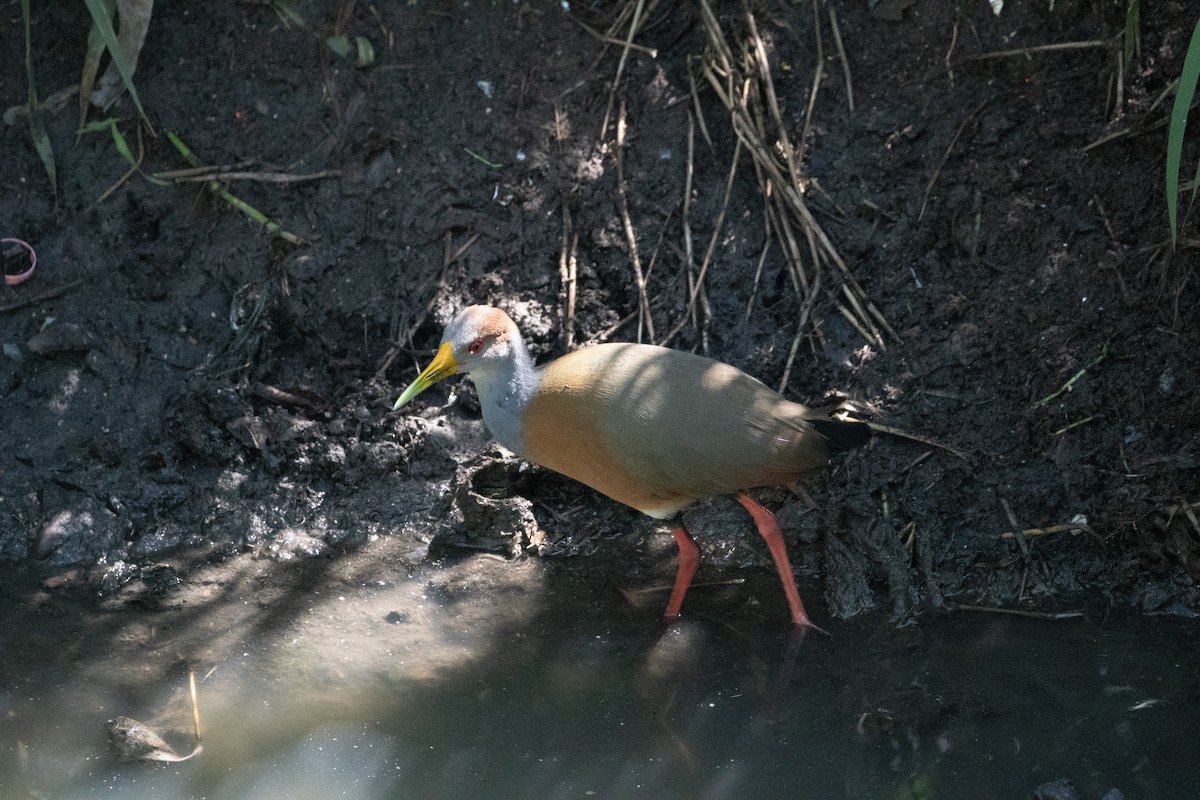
[681,114,697,327]
[999,522,1091,539]
[589,0,636,72]
[599,0,647,140]
[163,169,341,185]
[559,204,577,350]
[867,421,972,462]
[189,670,202,741]
[944,16,960,84]
[152,162,257,179]
[0,279,85,314]
[660,137,742,347]
[1179,497,1200,537]
[955,39,1109,65]
[598,309,638,341]
[919,99,989,222]
[828,7,854,113]
[1053,415,1100,436]
[96,121,146,204]
[778,275,819,393]
[687,65,714,148]
[950,604,1084,620]
[745,237,771,320]
[697,0,894,350]
[615,98,655,342]
[567,11,657,57]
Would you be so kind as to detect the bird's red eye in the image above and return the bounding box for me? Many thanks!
[466,337,484,355]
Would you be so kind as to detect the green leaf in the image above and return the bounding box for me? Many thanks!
[1123,0,1140,71]
[354,36,375,68]
[326,35,352,58]
[1167,17,1200,248]
[271,0,307,28]
[80,0,154,132]
[78,0,117,131]
[21,0,56,195]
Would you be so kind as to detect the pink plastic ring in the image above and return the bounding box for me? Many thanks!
[2,238,37,286]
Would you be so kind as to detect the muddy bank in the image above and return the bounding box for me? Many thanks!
[1,1,1197,625]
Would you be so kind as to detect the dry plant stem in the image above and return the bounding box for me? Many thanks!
[745,5,805,185]
[1081,99,1192,152]
[956,39,1109,64]
[640,205,677,336]
[598,309,639,342]
[687,65,714,148]
[568,11,657,57]
[758,172,806,296]
[559,205,579,351]
[1054,415,1099,436]
[1093,193,1118,243]
[745,237,771,320]
[600,0,648,140]
[189,671,202,741]
[828,7,854,113]
[999,496,1034,567]
[591,1,635,71]
[778,269,820,393]
[867,421,972,462]
[951,604,1084,620]
[696,0,895,348]
[1178,498,1200,536]
[96,122,146,204]
[999,522,1092,539]
[792,0,824,168]
[660,137,742,348]
[0,279,85,315]
[1114,45,1125,114]
[615,99,655,342]
[944,16,960,84]
[682,114,697,329]
[919,99,989,222]
[165,169,340,185]
[154,162,257,179]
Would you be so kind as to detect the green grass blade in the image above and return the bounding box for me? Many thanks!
[166,132,305,244]
[21,0,56,195]
[78,0,116,132]
[271,0,307,28]
[354,36,375,68]
[326,35,353,58]
[80,0,154,133]
[1167,17,1200,248]
[1123,0,1140,70]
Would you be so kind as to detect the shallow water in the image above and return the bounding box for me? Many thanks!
[1,551,1197,800]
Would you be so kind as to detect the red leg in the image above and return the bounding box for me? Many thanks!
[737,492,820,630]
[664,526,700,619]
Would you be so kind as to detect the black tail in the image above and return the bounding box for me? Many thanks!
[808,417,872,451]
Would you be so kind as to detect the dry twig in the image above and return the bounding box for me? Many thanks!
[867,421,972,462]
[599,0,649,140]
[828,7,854,113]
[694,0,895,372]
[615,99,655,342]
[660,137,741,348]
[560,204,579,350]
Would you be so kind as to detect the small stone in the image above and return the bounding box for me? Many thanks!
[27,321,99,355]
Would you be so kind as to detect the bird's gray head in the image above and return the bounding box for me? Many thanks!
[392,305,524,410]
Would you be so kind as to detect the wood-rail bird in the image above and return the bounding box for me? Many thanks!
[393,305,870,629]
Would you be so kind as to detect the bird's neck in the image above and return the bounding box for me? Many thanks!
[473,343,539,457]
